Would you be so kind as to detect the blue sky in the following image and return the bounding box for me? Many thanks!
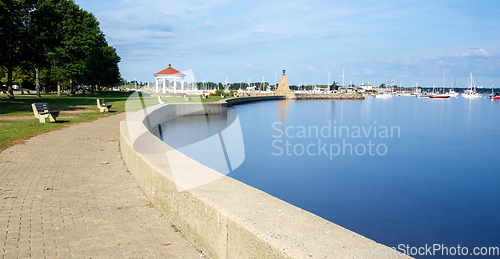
[75,0,500,87]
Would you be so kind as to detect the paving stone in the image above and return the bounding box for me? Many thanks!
[0,114,203,258]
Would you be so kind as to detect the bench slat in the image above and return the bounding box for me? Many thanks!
[32,103,59,123]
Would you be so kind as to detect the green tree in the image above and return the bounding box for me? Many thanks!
[24,0,63,97]
[81,22,120,93]
[1,0,120,98]
[330,81,339,91]
[0,0,32,99]
[52,1,89,95]
[37,0,120,96]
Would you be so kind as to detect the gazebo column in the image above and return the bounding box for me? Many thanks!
[154,65,185,94]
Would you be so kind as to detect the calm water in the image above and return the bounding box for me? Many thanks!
[163,97,500,258]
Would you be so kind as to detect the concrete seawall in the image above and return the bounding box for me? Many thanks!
[119,97,410,258]
[288,93,365,100]
[222,95,286,105]
[231,92,365,100]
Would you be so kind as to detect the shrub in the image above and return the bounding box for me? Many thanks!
[215,89,225,96]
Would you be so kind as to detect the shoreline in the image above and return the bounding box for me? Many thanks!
[120,93,410,258]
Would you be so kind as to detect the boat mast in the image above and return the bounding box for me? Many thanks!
[470,73,474,93]
[467,76,470,92]
[342,69,345,87]
[328,72,330,88]
[443,67,445,94]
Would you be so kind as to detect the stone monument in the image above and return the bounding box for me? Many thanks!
[275,70,291,96]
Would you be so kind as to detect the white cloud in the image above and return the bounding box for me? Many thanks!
[75,0,500,87]
[455,46,490,57]
[364,68,374,75]
[205,20,215,27]
[251,29,268,36]
[146,31,178,38]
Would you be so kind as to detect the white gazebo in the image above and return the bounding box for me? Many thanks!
[154,64,186,93]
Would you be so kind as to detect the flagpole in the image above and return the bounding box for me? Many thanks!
[342,69,345,87]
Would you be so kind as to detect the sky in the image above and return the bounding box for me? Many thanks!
[75,0,500,87]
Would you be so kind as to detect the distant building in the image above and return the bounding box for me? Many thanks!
[338,86,363,93]
[360,83,373,90]
[393,87,422,94]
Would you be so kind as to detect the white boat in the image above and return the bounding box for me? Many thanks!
[446,78,459,97]
[429,68,451,99]
[445,90,459,98]
[375,93,393,98]
[462,73,482,98]
[417,92,431,98]
[462,89,481,98]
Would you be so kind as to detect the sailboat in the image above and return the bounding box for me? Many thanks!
[375,93,394,98]
[375,78,394,98]
[429,68,450,98]
[445,78,459,97]
[490,84,500,100]
[462,73,482,98]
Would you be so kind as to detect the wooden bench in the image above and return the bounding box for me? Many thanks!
[31,103,60,123]
[97,99,112,112]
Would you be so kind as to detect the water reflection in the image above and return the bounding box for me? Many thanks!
[278,99,289,124]
[229,98,500,257]
[162,112,231,149]
[160,109,244,178]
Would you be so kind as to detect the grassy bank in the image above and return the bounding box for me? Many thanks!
[0,91,134,151]
[0,91,226,151]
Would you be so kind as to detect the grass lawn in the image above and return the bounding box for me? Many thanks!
[0,90,228,151]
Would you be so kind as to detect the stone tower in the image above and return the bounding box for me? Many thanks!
[275,70,291,96]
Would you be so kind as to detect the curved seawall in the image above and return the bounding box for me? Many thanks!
[119,95,410,258]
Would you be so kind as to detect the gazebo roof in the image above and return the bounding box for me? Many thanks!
[154,64,185,76]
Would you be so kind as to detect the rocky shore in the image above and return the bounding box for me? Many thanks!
[249,92,365,100]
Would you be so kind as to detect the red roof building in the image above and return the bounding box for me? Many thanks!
[154,64,186,93]
[154,64,186,76]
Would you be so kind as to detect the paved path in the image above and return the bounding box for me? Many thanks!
[0,114,202,258]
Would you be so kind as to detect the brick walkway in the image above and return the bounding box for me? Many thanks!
[0,114,202,258]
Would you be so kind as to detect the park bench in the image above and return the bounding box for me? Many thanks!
[97,99,112,112]
[31,103,60,123]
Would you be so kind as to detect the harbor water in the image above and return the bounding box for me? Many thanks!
[162,96,500,258]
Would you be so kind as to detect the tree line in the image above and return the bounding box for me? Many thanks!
[0,0,121,99]
[194,82,274,91]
